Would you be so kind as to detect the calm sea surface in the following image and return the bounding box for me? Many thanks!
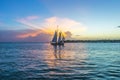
[0,42,120,80]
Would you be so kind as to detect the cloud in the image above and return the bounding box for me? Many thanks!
[17,30,42,38]
[43,17,87,34]
[0,30,52,42]
[45,17,79,26]
[0,30,21,42]
[44,17,80,29]
[15,16,87,41]
[0,29,74,42]
[18,32,52,42]
[117,26,120,28]
[64,31,72,39]
[17,16,86,32]
[75,35,81,36]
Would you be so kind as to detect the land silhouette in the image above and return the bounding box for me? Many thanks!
[65,40,120,43]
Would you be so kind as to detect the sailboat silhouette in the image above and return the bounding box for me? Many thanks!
[51,26,65,45]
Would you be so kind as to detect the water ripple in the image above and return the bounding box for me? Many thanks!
[0,43,120,80]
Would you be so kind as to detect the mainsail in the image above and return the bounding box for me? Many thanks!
[52,30,57,43]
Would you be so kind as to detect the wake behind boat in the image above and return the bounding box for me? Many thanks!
[51,27,65,45]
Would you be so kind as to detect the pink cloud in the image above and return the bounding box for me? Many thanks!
[0,30,52,42]
[17,30,42,38]
[44,16,87,34]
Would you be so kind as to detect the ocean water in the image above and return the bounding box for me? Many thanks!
[0,42,120,80]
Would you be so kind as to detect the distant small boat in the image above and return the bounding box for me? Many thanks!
[51,27,65,45]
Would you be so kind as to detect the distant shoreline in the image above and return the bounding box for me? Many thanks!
[0,40,120,43]
[65,40,120,43]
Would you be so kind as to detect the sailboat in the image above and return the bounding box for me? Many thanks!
[51,28,65,45]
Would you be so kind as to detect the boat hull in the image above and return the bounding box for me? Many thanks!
[57,42,64,45]
[50,42,57,45]
[50,42,64,45]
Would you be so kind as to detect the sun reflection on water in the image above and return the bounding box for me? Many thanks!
[14,43,90,78]
[42,43,88,69]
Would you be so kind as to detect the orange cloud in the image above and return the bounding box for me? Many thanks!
[17,30,42,38]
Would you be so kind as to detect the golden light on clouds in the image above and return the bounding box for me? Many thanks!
[17,16,87,39]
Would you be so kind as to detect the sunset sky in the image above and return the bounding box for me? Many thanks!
[0,0,120,42]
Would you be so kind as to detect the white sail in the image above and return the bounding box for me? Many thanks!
[58,32,62,43]
[52,30,57,43]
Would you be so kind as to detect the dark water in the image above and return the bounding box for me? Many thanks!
[0,43,120,80]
